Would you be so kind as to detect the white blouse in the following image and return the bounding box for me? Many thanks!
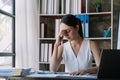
[62,39,93,72]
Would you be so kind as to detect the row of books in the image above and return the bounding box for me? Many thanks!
[40,0,81,14]
[40,14,89,38]
[40,43,54,62]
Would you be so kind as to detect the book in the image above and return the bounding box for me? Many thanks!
[41,0,47,14]
[61,0,65,14]
[47,0,54,14]
[55,19,61,38]
[48,43,52,62]
[65,0,71,13]
[54,0,60,14]
[77,0,82,13]
[75,14,89,38]
[44,43,49,62]
[40,23,45,38]
[40,43,45,62]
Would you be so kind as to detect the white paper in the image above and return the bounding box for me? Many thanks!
[27,71,97,79]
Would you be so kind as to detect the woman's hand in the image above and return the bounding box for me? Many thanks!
[55,32,63,46]
[69,69,87,75]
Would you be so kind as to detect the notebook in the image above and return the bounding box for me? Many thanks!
[97,49,120,78]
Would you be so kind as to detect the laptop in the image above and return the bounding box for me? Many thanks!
[97,49,120,79]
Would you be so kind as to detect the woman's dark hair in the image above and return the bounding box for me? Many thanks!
[60,14,83,38]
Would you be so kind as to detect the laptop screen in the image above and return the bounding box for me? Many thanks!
[97,49,120,78]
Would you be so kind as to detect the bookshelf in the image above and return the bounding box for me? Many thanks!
[38,0,113,71]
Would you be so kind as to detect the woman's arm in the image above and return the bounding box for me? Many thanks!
[90,40,100,68]
[83,40,100,74]
[49,44,63,72]
[49,33,63,72]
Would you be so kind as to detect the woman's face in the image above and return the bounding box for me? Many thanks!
[60,23,78,41]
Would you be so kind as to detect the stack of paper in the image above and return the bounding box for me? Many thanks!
[0,68,22,77]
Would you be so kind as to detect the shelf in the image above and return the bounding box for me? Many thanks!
[39,37,111,41]
[38,0,113,70]
[39,14,65,16]
[39,38,56,40]
[86,37,112,40]
[87,12,112,15]
[39,12,112,17]
[40,14,64,19]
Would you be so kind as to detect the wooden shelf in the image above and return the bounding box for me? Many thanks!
[38,0,113,70]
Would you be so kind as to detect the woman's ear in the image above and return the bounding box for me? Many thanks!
[76,25,79,31]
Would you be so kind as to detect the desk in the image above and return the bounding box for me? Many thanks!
[0,69,119,80]
[1,73,97,80]
[4,74,118,80]
[7,77,96,80]
[1,75,120,80]
[0,68,93,80]
[5,76,120,80]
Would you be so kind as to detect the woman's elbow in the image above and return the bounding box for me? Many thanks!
[49,62,58,72]
[49,65,57,72]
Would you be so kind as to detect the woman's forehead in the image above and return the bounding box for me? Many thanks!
[60,23,71,30]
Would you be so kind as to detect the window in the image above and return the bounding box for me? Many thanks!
[0,0,15,68]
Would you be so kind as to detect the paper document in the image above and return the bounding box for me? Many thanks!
[56,73,97,79]
[27,73,59,78]
[37,71,68,74]
[27,71,97,79]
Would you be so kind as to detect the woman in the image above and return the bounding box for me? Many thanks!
[50,14,100,75]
